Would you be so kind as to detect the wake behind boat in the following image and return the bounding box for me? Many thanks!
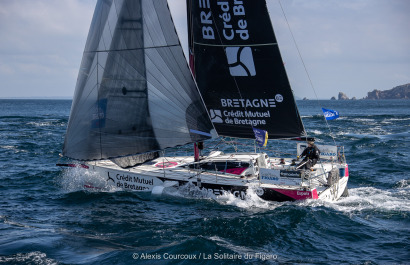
[59,0,349,202]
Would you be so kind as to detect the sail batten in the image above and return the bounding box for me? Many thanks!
[193,42,279,47]
[63,0,213,161]
[82,44,181,53]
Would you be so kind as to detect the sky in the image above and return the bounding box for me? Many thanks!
[0,0,409,100]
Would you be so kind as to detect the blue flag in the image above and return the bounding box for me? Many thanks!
[322,108,339,120]
[253,128,268,147]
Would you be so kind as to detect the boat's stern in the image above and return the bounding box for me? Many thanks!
[258,158,349,202]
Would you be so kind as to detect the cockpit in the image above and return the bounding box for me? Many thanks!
[186,160,251,175]
[183,152,270,178]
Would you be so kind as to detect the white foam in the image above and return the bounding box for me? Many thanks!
[309,129,324,135]
[58,166,120,193]
[161,182,329,211]
[396,179,409,189]
[383,117,410,122]
[330,186,410,214]
[216,184,282,210]
[0,145,17,151]
[351,118,376,123]
[160,182,278,209]
[190,183,410,214]
[163,182,217,200]
[27,121,57,127]
[3,219,33,229]
[0,251,58,265]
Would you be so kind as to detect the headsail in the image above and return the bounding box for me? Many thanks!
[63,0,213,161]
[187,0,305,139]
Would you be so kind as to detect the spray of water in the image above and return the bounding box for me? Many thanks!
[58,166,120,193]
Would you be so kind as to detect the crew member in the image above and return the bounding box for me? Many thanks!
[297,141,320,170]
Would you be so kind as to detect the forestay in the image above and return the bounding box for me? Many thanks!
[63,0,213,161]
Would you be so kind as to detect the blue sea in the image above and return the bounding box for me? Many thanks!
[0,99,409,264]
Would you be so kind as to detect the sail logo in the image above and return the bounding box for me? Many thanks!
[225,47,256,76]
[209,109,223,123]
[275,94,283,103]
[221,98,276,108]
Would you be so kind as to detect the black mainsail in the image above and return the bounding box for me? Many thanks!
[63,0,213,161]
[187,0,305,139]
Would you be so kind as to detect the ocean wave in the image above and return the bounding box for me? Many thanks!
[332,187,410,214]
[384,117,410,121]
[0,145,17,151]
[0,115,44,120]
[350,118,376,123]
[27,120,60,127]
[308,129,324,135]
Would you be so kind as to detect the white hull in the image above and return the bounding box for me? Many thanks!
[73,152,349,202]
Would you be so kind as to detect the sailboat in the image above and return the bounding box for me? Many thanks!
[59,0,349,202]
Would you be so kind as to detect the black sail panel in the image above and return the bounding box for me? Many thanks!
[188,0,305,139]
[63,0,213,160]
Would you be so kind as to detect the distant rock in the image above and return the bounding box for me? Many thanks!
[331,96,336,100]
[351,97,357,100]
[365,83,410,99]
[338,92,349,100]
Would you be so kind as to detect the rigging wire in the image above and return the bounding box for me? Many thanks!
[277,0,337,146]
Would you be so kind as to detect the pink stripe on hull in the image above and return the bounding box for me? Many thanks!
[272,188,318,200]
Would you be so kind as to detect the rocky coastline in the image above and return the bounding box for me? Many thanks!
[364,83,409,99]
[331,83,409,100]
